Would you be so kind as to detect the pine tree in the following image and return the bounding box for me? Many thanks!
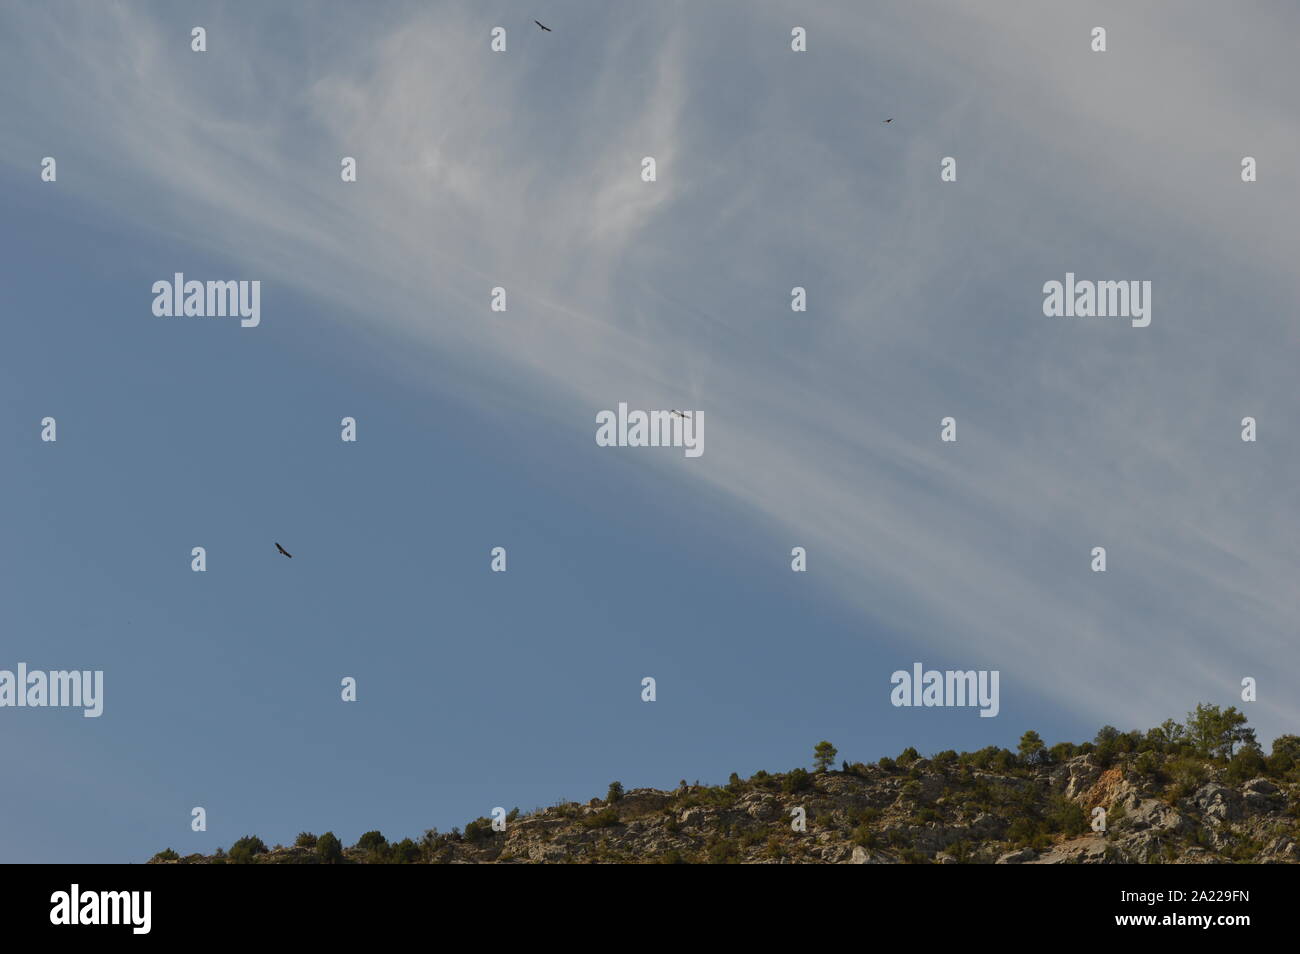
[813,740,838,773]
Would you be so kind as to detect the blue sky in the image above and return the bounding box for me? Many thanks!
[2,0,1297,862]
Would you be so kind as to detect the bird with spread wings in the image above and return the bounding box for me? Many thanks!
[274,542,293,559]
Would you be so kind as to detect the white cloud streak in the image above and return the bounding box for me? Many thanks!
[3,0,1295,740]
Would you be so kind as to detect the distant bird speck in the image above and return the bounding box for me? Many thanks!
[883,118,894,124]
[534,20,552,32]
[275,542,293,559]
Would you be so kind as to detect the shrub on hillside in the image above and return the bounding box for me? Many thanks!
[463,818,495,842]
[1225,747,1266,784]
[1133,750,1163,779]
[1049,742,1079,763]
[229,835,268,864]
[582,808,620,829]
[706,838,740,863]
[931,750,958,769]
[1164,757,1209,803]
[316,831,343,864]
[851,825,877,849]
[1046,795,1087,836]
[356,830,388,853]
[1267,735,1300,779]
[783,768,813,793]
[388,838,421,863]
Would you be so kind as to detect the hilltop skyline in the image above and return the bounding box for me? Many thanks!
[2,1,1297,863]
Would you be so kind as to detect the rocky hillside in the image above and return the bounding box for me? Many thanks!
[152,707,1300,864]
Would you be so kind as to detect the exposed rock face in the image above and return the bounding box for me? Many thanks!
[849,846,885,864]
[996,847,1039,864]
[153,752,1300,864]
[1028,836,1111,865]
[1127,798,1188,833]
[1194,783,1243,824]
[1242,778,1283,816]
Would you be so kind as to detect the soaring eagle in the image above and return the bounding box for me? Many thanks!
[275,542,293,559]
[534,20,551,31]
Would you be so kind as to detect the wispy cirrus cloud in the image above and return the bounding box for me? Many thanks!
[2,0,1295,744]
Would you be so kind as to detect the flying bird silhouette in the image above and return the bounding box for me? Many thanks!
[274,542,293,559]
[669,409,692,418]
[534,20,551,31]
[883,118,893,123]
